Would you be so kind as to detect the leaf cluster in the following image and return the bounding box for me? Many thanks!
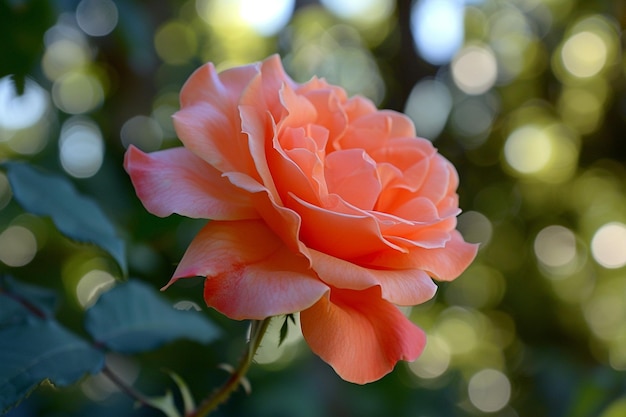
[1,163,221,415]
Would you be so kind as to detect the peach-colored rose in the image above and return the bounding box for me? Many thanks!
[124,55,477,384]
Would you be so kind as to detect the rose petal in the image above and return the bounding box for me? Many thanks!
[269,127,327,204]
[124,145,256,220]
[240,55,298,120]
[416,155,454,204]
[370,136,435,170]
[301,286,426,384]
[278,82,319,130]
[174,60,262,174]
[180,60,257,108]
[339,111,417,153]
[173,103,254,174]
[357,230,479,281]
[325,149,382,210]
[174,55,296,176]
[298,86,349,149]
[239,104,280,198]
[310,249,438,306]
[289,193,405,259]
[167,220,328,320]
[342,95,378,122]
[224,171,310,258]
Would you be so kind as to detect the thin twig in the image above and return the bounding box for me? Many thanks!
[189,318,272,417]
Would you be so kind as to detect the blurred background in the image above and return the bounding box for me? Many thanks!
[2,0,626,416]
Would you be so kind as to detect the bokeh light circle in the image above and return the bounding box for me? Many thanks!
[0,226,38,267]
[120,115,163,151]
[408,335,451,379]
[240,0,295,35]
[154,21,198,65]
[52,71,104,114]
[321,0,393,25]
[561,31,607,78]
[404,79,452,140]
[59,117,104,178]
[76,269,115,308]
[534,225,577,268]
[591,222,626,269]
[452,45,498,95]
[76,0,119,37]
[503,125,551,175]
[411,0,464,65]
[0,76,49,130]
[468,369,511,412]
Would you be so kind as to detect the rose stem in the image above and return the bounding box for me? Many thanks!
[190,317,272,417]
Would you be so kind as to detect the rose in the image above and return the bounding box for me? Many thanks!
[124,55,477,384]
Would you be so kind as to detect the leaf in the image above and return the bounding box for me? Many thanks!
[84,280,221,353]
[0,1,54,85]
[4,162,127,275]
[142,390,181,417]
[278,314,295,347]
[167,371,195,415]
[0,294,32,328]
[1,276,58,319]
[0,319,105,413]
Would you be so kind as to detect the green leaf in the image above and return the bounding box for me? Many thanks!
[4,162,127,275]
[1,276,58,319]
[84,280,221,353]
[0,294,32,328]
[0,1,54,86]
[0,319,105,413]
[278,314,295,347]
[167,371,196,415]
[142,390,181,417]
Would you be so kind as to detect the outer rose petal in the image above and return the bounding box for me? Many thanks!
[301,286,426,384]
[168,220,328,319]
[358,231,479,281]
[124,145,257,220]
[309,249,437,306]
[174,61,260,174]
[180,61,257,108]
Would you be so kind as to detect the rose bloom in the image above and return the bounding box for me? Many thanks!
[125,55,477,384]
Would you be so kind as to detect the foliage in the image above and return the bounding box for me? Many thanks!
[0,164,221,415]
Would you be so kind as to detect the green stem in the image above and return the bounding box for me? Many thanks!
[190,317,272,417]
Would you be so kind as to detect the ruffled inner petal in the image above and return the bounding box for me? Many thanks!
[355,230,479,280]
[310,249,438,306]
[338,111,417,153]
[288,193,405,259]
[269,124,329,204]
[324,149,382,210]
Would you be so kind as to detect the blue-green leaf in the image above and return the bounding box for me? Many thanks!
[84,280,220,353]
[0,319,105,413]
[4,161,127,275]
[1,276,58,319]
[0,294,32,328]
